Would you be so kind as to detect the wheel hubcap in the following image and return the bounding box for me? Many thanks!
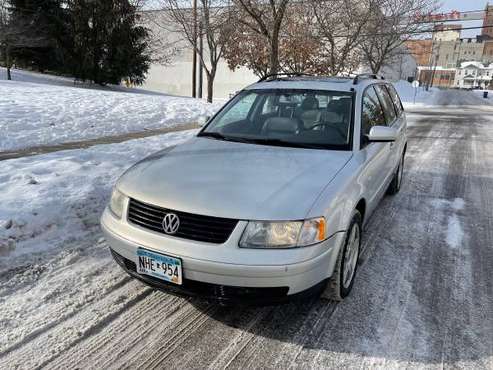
[342,223,360,289]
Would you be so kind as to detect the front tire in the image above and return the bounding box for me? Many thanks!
[321,210,362,301]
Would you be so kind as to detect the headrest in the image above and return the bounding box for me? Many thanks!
[301,96,319,110]
[262,117,299,134]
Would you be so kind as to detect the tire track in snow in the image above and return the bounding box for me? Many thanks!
[0,277,152,369]
[44,292,184,369]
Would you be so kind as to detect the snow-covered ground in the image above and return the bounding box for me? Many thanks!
[0,130,196,268]
[0,69,220,151]
[392,80,440,108]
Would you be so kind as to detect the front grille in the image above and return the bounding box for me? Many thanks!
[127,198,238,244]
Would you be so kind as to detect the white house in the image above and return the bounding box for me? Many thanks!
[454,61,493,89]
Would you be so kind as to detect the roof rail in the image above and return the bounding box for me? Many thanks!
[258,72,313,82]
[352,73,385,85]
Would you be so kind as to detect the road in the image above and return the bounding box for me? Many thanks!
[1,96,492,369]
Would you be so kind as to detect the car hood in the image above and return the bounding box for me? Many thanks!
[117,137,352,220]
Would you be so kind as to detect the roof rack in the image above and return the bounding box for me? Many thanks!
[258,72,314,82]
[352,73,385,85]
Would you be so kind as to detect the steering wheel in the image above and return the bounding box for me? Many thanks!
[309,122,347,139]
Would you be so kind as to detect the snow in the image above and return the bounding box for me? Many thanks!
[446,214,464,249]
[0,69,220,151]
[392,80,439,108]
[0,130,196,268]
[1,70,492,368]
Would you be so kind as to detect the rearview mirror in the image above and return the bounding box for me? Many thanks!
[367,126,397,142]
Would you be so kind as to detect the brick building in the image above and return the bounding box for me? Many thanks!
[405,39,433,66]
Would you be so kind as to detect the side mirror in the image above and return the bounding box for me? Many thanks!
[198,116,211,127]
[367,126,397,142]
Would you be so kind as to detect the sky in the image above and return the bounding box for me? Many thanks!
[440,0,489,37]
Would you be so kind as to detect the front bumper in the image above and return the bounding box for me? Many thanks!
[101,207,344,304]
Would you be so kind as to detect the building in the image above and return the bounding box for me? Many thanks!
[457,38,485,63]
[405,39,432,66]
[481,4,493,39]
[454,61,493,89]
[432,24,461,42]
[431,37,485,69]
[483,41,493,63]
[417,66,456,88]
[141,10,256,100]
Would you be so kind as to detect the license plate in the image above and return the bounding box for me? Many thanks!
[136,248,182,285]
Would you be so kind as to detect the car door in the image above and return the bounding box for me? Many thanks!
[385,83,407,161]
[374,84,400,179]
[359,85,392,213]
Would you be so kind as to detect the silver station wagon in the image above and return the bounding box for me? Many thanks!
[101,73,407,305]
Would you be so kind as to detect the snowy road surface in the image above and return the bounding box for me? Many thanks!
[1,93,493,369]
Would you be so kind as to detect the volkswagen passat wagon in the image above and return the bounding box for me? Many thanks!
[101,74,407,305]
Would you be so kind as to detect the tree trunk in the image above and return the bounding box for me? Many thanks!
[5,45,12,80]
[269,37,280,75]
[206,70,214,103]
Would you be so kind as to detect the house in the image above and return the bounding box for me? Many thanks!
[454,61,493,89]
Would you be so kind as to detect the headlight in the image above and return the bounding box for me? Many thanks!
[239,217,326,249]
[109,188,126,219]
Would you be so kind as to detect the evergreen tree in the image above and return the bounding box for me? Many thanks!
[68,0,151,85]
[8,0,65,72]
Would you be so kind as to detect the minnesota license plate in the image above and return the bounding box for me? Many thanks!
[136,248,182,285]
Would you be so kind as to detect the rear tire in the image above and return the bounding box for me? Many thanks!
[321,211,362,301]
[387,153,405,195]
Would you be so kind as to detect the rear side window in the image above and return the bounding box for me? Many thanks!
[374,84,397,125]
[361,86,386,137]
[386,84,404,116]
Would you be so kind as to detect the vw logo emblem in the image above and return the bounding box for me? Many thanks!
[162,213,180,234]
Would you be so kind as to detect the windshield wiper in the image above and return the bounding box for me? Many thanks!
[198,132,330,149]
[246,137,328,149]
[197,131,252,144]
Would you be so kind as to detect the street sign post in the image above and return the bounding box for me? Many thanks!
[412,80,420,104]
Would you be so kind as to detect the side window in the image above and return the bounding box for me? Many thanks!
[385,84,404,116]
[361,86,386,139]
[374,84,396,125]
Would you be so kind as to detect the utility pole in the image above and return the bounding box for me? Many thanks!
[426,22,436,91]
[198,20,203,99]
[192,0,197,98]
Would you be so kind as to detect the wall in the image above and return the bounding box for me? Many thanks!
[405,40,432,66]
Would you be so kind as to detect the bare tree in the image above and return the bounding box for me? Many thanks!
[311,0,373,76]
[233,0,290,75]
[155,0,232,102]
[359,0,439,74]
[279,4,321,74]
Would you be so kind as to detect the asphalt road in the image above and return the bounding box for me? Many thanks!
[1,96,492,369]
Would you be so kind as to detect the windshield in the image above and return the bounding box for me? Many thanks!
[199,89,354,150]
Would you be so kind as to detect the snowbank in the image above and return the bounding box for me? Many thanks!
[392,80,439,108]
[0,76,220,151]
[0,130,196,269]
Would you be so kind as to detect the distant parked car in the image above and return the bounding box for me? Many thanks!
[101,73,407,305]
